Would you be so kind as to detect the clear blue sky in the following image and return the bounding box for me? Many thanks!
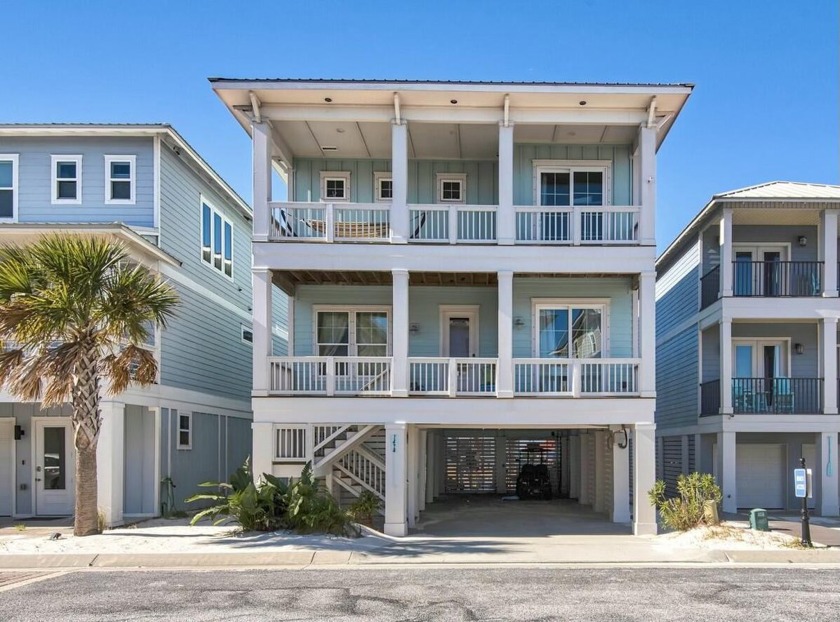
[1,1,837,251]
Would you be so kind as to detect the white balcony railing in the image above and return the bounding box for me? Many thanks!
[408,357,498,396]
[269,202,390,242]
[269,356,392,396]
[407,205,498,244]
[514,205,640,245]
[513,358,641,396]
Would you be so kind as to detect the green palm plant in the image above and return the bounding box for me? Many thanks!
[0,235,178,536]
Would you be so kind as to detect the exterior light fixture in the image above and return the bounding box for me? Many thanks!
[409,322,420,334]
[579,100,587,106]
[324,97,332,103]
[450,99,458,104]
[798,236,807,247]
[514,317,525,328]
[795,343,804,355]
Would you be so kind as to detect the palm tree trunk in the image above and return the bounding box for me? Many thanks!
[74,442,99,536]
[71,346,103,537]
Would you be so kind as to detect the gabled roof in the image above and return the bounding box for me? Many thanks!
[0,124,251,219]
[713,181,840,200]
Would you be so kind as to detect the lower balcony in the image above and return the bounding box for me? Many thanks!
[700,377,824,415]
[267,356,641,398]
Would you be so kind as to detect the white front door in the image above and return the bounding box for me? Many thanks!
[34,419,74,516]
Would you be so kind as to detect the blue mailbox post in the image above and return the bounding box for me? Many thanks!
[794,459,813,547]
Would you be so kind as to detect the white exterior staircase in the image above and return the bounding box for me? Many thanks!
[310,424,386,508]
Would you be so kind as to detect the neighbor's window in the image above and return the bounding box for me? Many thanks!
[319,171,350,201]
[241,325,254,344]
[0,155,18,220]
[374,172,393,202]
[177,411,192,450]
[436,174,467,203]
[51,155,82,203]
[201,198,234,279]
[104,155,136,204]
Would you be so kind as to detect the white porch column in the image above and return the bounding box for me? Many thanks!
[497,270,514,398]
[822,317,838,414]
[821,209,838,297]
[717,431,737,514]
[392,269,409,397]
[425,431,435,504]
[252,121,272,241]
[407,425,419,526]
[390,121,409,244]
[97,401,125,527]
[579,433,590,505]
[384,423,408,536]
[419,430,428,512]
[497,122,515,245]
[593,430,606,513]
[611,426,631,523]
[252,422,274,481]
[638,126,656,246]
[569,435,580,499]
[818,432,840,516]
[720,318,733,414]
[633,422,657,535]
[719,208,733,297]
[252,268,273,395]
[494,432,508,493]
[639,272,656,397]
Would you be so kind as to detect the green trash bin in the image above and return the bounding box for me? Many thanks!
[750,508,769,531]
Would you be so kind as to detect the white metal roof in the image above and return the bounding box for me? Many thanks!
[713,181,840,200]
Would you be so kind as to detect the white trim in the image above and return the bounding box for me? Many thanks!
[531,298,611,358]
[732,243,791,262]
[439,305,480,356]
[241,324,254,345]
[119,383,252,419]
[532,160,613,207]
[319,171,351,202]
[31,416,74,517]
[200,195,235,281]
[158,263,250,324]
[731,338,792,377]
[311,305,392,356]
[50,155,83,205]
[104,155,136,205]
[435,173,467,204]
[176,411,192,450]
[0,418,15,517]
[153,136,161,230]
[374,171,393,203]
[0,154,19,222]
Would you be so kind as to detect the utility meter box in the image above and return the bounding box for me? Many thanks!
[750,508,769,532]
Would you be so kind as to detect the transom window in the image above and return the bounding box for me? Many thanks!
[320,171,351,201]
[374,172,392,202]
[535,302,606,359]
[315,309,390,357]
[51,155,82,203]
[201,198,233,279]
[0,155,18,221]
[534,162,611,207]
[104,155,136,204]
[437,174,467,203]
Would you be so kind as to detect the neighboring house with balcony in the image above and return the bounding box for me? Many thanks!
[213,78,692,536]
[655,182,840,516]
[0,124,285,525]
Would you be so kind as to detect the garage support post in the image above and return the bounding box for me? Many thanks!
[594,431,606,513]
[579,433,591,506]
[569,434,580,499]
[494,432,508,493]
[421,430,431,508]
[407,425,419,527]
[818,432,840,516]
[384,423,408,536]
[716,431,737,513]
[611,425,631,523]
[97,401,125,528]
[560,436,570,497]
[633,423,657,535]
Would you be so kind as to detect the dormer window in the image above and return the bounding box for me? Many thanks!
[436,173,467,204]
[374,172,392,202]
[320,171,350,202]
[51,155,82,204]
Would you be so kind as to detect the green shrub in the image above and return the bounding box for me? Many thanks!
[648,472,723,532]
[348,490,381,527]
[284,464,353,536]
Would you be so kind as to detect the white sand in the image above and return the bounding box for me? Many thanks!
[655,522,814,551]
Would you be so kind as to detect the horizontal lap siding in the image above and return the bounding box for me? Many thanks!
[8,136,154,226]
[656,328,699,428]
[512,277,634,358]
[158,145,253,400]
[655,243,699,340]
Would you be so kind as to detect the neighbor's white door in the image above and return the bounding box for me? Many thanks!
[34,419,74,516]
[0,420,13,516]
[736,443,786,509]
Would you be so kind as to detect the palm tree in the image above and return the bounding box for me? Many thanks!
[0,235,178,536]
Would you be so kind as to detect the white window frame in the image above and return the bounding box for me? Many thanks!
[274,425,308,462]
[319,171,351,202]
[532,160,613,207]
[312,305,392,357]
[436,173,467,204]
[732,338,791,378]
[0,154,19,222]
[176,411,192,450]
[373,171,393,203]
[532,299,611,358]
[439,305,480,357]
[51,155,83,205]
[241,324,254,345]
[104,155,136,204]
[200,196,234,280]
[732,244,791,262]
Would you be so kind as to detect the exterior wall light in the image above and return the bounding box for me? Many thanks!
[514,317,525,328]
[798,236,807,247]
[795,343,804,355]
[409,323,420,334]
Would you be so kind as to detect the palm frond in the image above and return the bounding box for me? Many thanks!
[102,345,158,394]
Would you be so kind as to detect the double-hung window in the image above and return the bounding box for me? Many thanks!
[534,161,612,241]
[51,155,82,204]
[0,155,18,221]
[104,155,136,204]
[176,411,192,450]
[201,198,233,279]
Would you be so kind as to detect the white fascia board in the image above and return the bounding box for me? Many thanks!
[716,414,840,434]
[721,297,840,321]
[253,241,656,275]
[253,396,654,426]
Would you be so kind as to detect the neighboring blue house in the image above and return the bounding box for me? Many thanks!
[0,124,287,525]
[655,182,840,517]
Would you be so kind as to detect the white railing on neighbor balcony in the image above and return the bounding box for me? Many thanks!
[268,356,392,396]
[514,205,639,245]
[408,204,498,243]
[408,357,498,396]
[269,202,390,242]
[513,358,641,396]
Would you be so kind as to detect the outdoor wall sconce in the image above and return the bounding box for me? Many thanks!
[798,236,808,247]
[795,343,805,355]
[409,323,420,334]
[513,317,525,328]
[13,425,24,440]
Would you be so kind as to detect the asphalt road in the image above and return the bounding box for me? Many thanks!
[2,567,839,621]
